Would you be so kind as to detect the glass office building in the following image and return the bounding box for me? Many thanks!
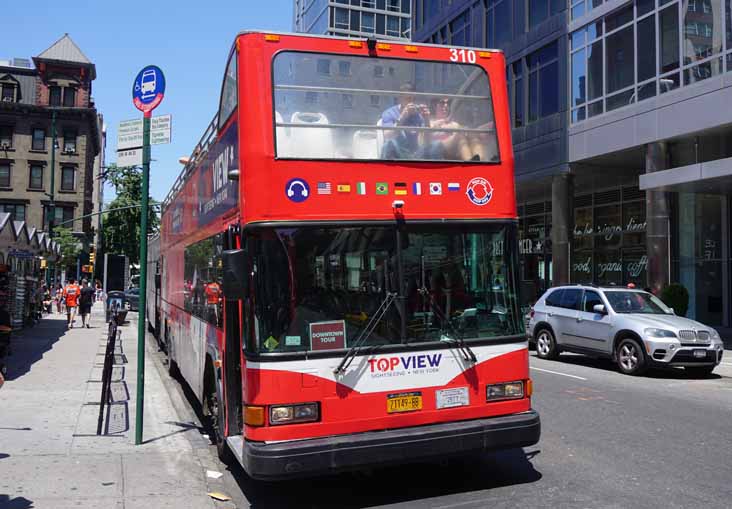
[416,0,732,327]
[293,0,411,40]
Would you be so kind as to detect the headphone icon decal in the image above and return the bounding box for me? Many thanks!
[285,178,310,203]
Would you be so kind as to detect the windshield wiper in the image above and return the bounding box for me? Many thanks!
[419,287,477,364]
[334,291,397,375]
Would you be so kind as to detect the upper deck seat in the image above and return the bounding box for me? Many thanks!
[289,112,334,158]
[352,129,379,159]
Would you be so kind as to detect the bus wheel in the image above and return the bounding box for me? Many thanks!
[204,368,231,463]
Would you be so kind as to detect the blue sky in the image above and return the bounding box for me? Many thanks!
[3,0,292,202]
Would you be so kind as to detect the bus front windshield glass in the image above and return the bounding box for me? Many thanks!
[249,224,522,354]
[272,51,499,163]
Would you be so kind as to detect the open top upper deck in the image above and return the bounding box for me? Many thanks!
[163,32,515,239]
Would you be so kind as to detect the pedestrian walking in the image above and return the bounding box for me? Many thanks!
[63,278,81,328]
[54,283,64,314]
[79,279,95,328]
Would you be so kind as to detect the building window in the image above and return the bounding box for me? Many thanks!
[61,166,75,191]
[29,164,43,190]
[335,7,349,29]
[32,128,46,150]
[0,126,12,148]
[386,16,400,37]
[527,41,559,123]
[387,0,400,12]
[317,58,331,75]
[0,203,24,221]
[486,0,511,48]
[512,61,524,127]
[63,129,77,153]
[571,0,729,123]
[362,12,375,33]
[529,0,549,28]
[49,86,62,106]
[338,61,351,76]
[370,94,380,107]
[0,162,10,187]
[1,84,15,103]
[44,205,74,230]
[63,87,76,107]
[450,10,471,46]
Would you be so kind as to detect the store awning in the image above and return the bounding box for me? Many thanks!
[639,156,732,194]
[0,213,60,257]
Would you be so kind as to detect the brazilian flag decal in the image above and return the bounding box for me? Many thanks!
[376,182,389,195]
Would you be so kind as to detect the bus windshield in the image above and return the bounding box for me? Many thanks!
[249,223,522,354]
[273,51,499,163]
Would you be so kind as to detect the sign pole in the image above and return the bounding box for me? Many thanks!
[131,64,164,446]
[135,113,151,445]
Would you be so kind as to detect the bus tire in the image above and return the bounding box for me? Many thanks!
[204,361,231,463]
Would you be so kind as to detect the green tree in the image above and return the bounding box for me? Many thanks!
[101,164,160,265]
[55,226,81,275]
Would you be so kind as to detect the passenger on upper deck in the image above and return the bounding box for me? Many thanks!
[380,83,443,160]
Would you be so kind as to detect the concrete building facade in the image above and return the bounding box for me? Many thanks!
[415,0,732,327]
[0,34,101,252]
[294,0,412,40]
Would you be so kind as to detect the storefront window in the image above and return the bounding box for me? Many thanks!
[676,193,724,325]
[570,187,647,286]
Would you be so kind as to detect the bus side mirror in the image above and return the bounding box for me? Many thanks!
[221,249,248,300]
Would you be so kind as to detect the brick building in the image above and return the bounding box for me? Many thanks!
[0,34,103,259]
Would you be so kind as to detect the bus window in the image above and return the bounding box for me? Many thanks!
[218,49,238,130]
[183,234,224,328]
[272,52,499,163]
[249,224,521,353]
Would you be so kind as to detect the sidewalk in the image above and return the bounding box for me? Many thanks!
[0,303,220,509]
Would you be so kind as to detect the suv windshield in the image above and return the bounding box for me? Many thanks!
[272,51,499,163]
[248,223,522,353]
[604,291,672,314]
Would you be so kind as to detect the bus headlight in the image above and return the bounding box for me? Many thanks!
[269,403,319,425]
[486,382,524,401]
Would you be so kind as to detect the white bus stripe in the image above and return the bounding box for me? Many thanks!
[530,366,588,381]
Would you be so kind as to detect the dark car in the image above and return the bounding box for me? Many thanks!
[125,287,140,312]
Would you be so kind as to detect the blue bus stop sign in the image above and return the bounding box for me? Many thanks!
[133,65,165,115]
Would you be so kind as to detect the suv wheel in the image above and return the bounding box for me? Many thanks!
[616,337,647,376]
[536,329,559,360]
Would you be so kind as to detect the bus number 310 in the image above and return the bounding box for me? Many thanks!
[449,48,476,64]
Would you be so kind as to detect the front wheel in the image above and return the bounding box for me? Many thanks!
[204,376,231,463]
[535,329,559,360]
[616,338,647,376]
[685,366,716,378]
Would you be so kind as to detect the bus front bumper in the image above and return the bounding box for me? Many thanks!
[243,410,540,480]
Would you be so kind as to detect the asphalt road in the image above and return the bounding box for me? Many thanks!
[159,342,732,509]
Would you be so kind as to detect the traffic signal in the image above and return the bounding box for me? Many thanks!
[89,252,96,264]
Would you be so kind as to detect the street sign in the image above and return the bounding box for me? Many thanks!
[117,115,172,150]
[117,147,143,167]
[132,65,165,114]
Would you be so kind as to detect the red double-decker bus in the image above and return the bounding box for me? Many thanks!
[153,31,539,480]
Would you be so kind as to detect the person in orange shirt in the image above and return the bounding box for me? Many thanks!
[204,280,222,325]
[63,278,82,328]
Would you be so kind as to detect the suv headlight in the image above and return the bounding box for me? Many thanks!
[269,403,319,425]
[710,329,721,340]
[644,328,677,338]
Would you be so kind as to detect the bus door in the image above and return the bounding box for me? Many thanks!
[223,224,243,436]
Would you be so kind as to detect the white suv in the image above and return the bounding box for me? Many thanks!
[527,285,724,376]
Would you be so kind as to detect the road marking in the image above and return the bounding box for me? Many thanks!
[530,366,587,381]
[719,362,732,366]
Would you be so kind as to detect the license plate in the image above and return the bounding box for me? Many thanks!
[693,349,707,358]
[387,392,422,413]
[436,387,469,409]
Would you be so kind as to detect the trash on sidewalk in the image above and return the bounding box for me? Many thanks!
[206,470,223,479]
[208,492,231,501]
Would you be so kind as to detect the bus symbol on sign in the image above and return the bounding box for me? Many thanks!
[133,65,165,114]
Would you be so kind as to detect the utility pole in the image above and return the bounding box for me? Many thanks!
[47,110,57,286]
